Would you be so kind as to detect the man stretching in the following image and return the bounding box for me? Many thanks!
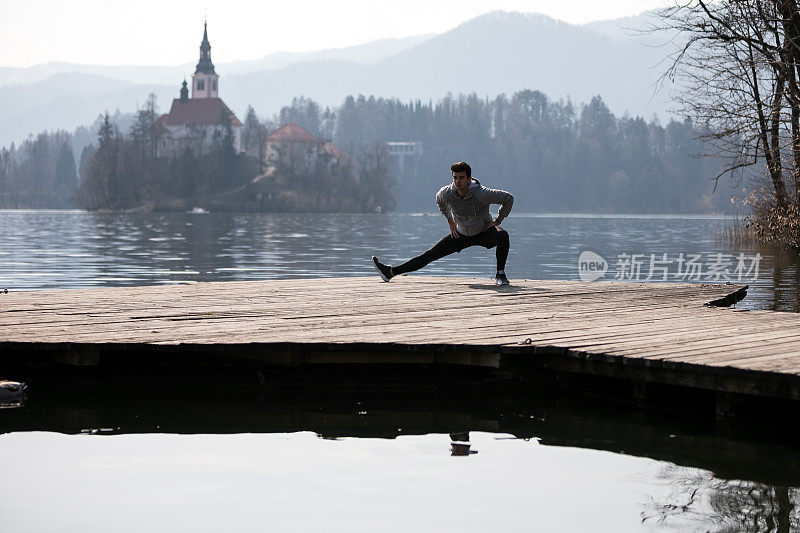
[372,161,514,285]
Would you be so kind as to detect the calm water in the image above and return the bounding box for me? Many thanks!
[0,432,734,531]
[1,210,799,310]
[2,382,799,532]
[3,432,786,532]
[2,210,800,532]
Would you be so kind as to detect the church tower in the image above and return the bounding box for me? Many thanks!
[191,22,219,99]
[151,21,243,158]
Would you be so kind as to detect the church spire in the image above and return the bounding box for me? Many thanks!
[191,21,219,99]
[195,21,216,75]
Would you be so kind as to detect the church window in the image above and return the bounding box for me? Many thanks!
[212,79,217,91]
[197,80,205,91]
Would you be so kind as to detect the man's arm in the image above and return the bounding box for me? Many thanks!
[436,188,460,238]
[446,217,459,238]
[480,187,514,227]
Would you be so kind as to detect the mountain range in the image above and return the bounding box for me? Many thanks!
[0,10,675,148]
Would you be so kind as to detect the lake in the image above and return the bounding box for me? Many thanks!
[1,210,799,532]
[0,210,795,310]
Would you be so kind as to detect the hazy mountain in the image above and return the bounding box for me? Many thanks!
[222,11,673,123]
[0,35,432,87]
[0,11,676,148]
[221,35,434,75]
[0,63,185,89]
[581,12,661,40]
[0,83,176,150]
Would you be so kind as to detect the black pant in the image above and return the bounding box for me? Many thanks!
[393,227,510,275]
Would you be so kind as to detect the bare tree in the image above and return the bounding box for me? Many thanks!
[642,464,798,532]
[242,106,268,163]
[357,142,394,212]
[659,1,800,237]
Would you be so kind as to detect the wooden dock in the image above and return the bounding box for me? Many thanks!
[3,276,800,402]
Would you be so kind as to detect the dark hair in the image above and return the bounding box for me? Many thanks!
[450,161,471,177]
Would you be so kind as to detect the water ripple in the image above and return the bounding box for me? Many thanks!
[0,210,794,311]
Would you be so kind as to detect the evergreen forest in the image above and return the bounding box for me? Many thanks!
[0,90,735,213]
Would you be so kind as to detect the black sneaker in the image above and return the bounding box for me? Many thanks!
[372,256,393,282]
[495,272,510,286]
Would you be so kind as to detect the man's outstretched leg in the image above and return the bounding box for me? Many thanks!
[372,234,463,282]
[372,256,393,281]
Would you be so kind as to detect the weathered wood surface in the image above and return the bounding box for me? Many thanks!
[4,276,800,399]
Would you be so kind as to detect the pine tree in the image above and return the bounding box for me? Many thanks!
[55,142,78,191]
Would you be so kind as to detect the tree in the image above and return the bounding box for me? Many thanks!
[175,146,200,199]
[642,464,798,532]
[55,142,77,192]
[242,105,268,167]
[78,113,120,208]
[129,93,159,159]
[357,142,394,212]
[279,96,321,136]
[659,0,800,243]
[242,106,261,157]
[208,107,237,192]
[98,112,115,146]
[0,147,9,206]
[320,107,336,141]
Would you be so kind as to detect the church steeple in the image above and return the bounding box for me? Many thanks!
[195,21,216,75]
[179,79,189,102]
[191,21,219,99]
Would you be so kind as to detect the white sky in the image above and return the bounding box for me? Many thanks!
[1,0,669,68]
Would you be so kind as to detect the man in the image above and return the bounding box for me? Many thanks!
[372,161,514,285]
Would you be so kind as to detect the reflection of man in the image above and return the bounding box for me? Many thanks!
[372,161,514,285]
[450,431,471,456]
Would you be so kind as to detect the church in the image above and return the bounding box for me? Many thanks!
[152,23,242,157]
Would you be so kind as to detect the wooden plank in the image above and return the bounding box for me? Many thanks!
[565,322,800,357]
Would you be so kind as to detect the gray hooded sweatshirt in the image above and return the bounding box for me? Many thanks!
[435,178,514,237]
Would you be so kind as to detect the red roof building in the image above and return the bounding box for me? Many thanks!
[152,24,242,158]
[264,123,344,169]
[266,123,321,144]
[163,98,242,127]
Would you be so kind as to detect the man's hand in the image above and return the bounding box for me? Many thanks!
[484,218,502,231]
[448,218,460,238]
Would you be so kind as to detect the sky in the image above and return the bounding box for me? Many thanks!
[1,0,670,68]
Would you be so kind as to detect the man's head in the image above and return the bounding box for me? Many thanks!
[450,161,471,178]
[451,161,472,195]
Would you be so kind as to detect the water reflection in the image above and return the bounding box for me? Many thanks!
[3,378,799,484]
[1,210,799,310]
[2,380,799,532]
[450,431,477,456]
[764,245,800,313]
[1,431,664,532]
[642,465,800,532]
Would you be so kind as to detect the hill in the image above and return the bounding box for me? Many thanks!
[0,11,674,148]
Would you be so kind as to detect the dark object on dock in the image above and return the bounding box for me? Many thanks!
[0,380,26,398]
[0,380,26,408]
